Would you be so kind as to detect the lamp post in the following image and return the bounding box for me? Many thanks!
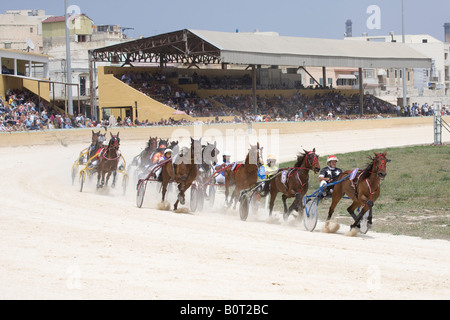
[402,0,407,109]
[64,0,73,115]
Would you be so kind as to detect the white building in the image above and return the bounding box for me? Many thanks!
[345,34,450,105]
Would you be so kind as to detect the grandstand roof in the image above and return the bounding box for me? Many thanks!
[91,29,431,69]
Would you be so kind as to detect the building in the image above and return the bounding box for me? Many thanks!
[41,14,132,115]
[0,9,51,54]
[345,33,450,105]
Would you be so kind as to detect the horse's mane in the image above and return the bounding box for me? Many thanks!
[359,155,376,180]
[294,152,307,168]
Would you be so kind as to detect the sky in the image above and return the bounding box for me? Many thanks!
[3,0,450,41]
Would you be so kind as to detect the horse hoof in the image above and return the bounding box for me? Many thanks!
[345,227,360,237]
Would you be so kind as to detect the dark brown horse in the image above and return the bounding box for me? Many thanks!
[96,132,121,189]
[268,149,320,218]
[324,151,389,235]
[160,137,201,211]
[131,136,158,169]
[82,130,106,164]
[224,142,263,209]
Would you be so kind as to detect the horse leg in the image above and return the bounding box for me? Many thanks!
[224,181,230,206]
[346,201,360,222]
[323,191,342,233]
[230,187,239,210]
[96,171,101,188]
[111,171,117,188]
[350,201,372,229]
[101,171,106,188]
[105,171,112,188]
[268,188,278,217]
[281,194,288,213]
[288,192,303,214]
[162,181,167,202]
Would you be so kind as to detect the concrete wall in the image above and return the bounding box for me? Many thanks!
[1,116,444,148]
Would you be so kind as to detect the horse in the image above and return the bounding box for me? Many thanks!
[96,132,121,189]
[131,136,158,170]
[160,137,201,211]
[224,142,263,209]
[324,151,389,235]
[268,149,320,219]
[80,130,105,165]
[197,141,219,182]
[195,141,220,201]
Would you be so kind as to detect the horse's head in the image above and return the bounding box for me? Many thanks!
[158,138,169,150]
[97,133,106,147]
[91,130,101,145]
[169,140,179,150]
[109,132,120,151]
[371,151,389,180]
[203,141,219,166]
[148,137,158,150]
[248,142,263,166]
[191,137,202,164]
[304,148,320,173]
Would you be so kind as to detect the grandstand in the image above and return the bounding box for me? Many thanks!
[90,29,431,123]
[0,49,50,104]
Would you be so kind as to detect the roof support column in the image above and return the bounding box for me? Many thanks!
[359,67,364,117]
[252,64,257,114]
[322,66,326,88]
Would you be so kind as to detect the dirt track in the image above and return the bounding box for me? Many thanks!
[0,119,449,300]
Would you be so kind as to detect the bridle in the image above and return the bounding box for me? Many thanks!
[368,153,388,178]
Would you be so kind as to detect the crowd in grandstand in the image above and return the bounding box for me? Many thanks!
[1,87,448,132]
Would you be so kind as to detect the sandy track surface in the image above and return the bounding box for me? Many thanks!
[0,122,449,300]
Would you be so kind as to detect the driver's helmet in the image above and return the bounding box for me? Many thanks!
[327,155,338,164]
[267,154,276,166]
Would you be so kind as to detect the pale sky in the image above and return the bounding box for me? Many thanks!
[3,0,450,41]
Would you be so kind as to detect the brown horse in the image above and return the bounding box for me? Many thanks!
[96,132,121,189]
[324,151,389,235]
[268,149,320,219]
[224,142,263,209]
[160,137,201,211]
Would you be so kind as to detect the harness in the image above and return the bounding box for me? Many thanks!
[351,154,386,203]
[279,150,319,194]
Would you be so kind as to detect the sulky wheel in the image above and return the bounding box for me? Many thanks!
[303,196,319,232]
[197,187,205,212]
[71,165,78,186]
[190,184,198,212]
[208,185,216,208]
[79,171,86,193]
[122,174,128,195]
[136,180,146,208]
[239,192,250,221]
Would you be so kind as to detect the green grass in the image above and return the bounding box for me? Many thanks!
[277,145,450,240]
